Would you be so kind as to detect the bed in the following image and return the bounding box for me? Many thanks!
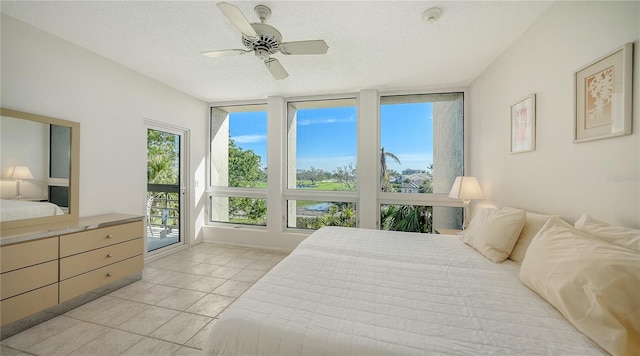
[0,198,65,221]
[203,226,610,355]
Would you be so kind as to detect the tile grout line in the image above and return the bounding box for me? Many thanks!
[2,243,287,355]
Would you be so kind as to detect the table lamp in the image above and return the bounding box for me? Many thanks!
[448,176,484,230]
[11,166,33,199]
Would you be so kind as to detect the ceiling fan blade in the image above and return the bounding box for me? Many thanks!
[264,58,289,80]
[201,49,248,58]
[280,40,329,55]
[216,2,257,37]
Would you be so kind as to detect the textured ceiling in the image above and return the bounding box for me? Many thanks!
[1,1,553,102]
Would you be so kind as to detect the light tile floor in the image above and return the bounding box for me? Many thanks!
[1,243,288,356]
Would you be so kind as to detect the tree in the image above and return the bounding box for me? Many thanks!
[387,169,400,178]
[147,130,178,184]
[380,205,432,233]
[228,139,267,222]
[420,179,433,194]
[322,203,356,227]
[296,203,356,229]
[147,153,176,184]
[380,147,401,192]
[229,140,263,187]
[333,163,357,191]
[297,167,325,186]
[420,163,434,193]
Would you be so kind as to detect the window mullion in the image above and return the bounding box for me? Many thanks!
[378,192,462,207]
[208,187,267,199]
[284,189,358,202]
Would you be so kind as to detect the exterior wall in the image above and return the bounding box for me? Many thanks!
[433,95,464,229]
[209,108,229,222]
[468,1,640,227]
[286,104,298,227]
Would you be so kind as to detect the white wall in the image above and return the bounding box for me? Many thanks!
[469,1,640,228]
[1,15,209,242]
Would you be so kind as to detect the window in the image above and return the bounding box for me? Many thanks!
[209,105,268,225]
[285,98,358,229]
[210,196,267,226]
[379,93,464,231]
[380,204,463,233]
[206,91,466,235]
[287,200,356,229]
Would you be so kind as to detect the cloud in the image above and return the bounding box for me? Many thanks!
[297,115,355,126]
[231,134,266,144]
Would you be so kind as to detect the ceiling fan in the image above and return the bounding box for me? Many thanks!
[202,2,329,80]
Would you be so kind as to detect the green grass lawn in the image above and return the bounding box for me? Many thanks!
[297,180,351,190]
[296,180,353,207]
[254,180,352,192]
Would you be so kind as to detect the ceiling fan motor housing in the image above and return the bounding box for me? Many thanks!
[242,23,282,58]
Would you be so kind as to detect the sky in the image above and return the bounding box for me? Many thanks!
[228,102,433,173]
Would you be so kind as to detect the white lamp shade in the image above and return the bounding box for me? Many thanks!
[11,166,33,180]
[448,176,484,200]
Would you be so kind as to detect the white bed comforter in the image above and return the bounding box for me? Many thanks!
[204,227,604,355]
[0,198,65,221]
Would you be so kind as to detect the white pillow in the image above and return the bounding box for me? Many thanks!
[501,207,555,264]
[575,214,640,253]
[462,208,526,262]
[520,217,640,356]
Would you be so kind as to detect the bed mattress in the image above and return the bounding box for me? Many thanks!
[0,198,64,221]
[204,226,605,355]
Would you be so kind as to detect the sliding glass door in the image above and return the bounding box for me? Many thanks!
[146,126,187,253]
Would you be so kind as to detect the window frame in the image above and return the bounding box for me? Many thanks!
[205,88,467,234]
[208,102,269,228]
[283,95,360,232]
[377,91,465,229]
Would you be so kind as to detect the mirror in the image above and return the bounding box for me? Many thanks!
[0,108,79,230]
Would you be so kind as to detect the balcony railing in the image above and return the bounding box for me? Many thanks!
[147,183,179,233]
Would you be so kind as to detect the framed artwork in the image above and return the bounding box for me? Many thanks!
[510,94,536,153]
[574,43,633,142]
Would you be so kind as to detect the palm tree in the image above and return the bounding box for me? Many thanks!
[381,205,433,233]
[147,153,176,184]
[380,147,401,192]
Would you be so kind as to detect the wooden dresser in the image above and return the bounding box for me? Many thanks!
[0,237,59,326]
[0,214,144,339]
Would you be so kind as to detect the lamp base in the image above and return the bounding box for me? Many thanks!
[462,200,471,230]
[15,180,22,199]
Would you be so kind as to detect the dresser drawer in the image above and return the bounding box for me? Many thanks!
[59,255,143,302]
[60,238,143,280]
[60,221,143,257]
[1,261,58,300]
[0,237,58,273]
[0,284,58,327]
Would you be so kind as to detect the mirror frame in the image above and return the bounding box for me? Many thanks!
[1,108,80,230]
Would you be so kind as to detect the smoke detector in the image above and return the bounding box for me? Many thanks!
[422,7,442,23]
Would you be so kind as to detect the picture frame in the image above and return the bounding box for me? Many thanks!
[510,94,536,153]
[574,43,633,142]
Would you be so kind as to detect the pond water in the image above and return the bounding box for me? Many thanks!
[303,202,331,211]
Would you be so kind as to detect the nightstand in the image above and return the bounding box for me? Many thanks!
[435,228,463,236]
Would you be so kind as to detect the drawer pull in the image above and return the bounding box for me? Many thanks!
[107,254,113,258]
[106,234,113,239]
[107,273,113,277]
